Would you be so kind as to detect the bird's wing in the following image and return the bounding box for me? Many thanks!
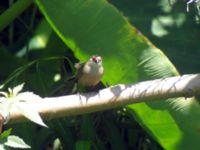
[75,63,84,80]
[74,63,82,69]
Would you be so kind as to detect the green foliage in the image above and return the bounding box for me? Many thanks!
[0,129,30,149]
[4,135,31,149]
[76,140,91,150]
[0,0,200,150]
[0,129,12,141]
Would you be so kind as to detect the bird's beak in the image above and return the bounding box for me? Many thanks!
[94,59,98,64]
[91,55,102,64]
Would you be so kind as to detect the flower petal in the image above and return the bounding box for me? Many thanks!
[16,92,42,102]
[12,83,25,96]
[14,102,47,127]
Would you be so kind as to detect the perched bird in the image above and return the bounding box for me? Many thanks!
[50,55,103,95]
[75,55,104,87]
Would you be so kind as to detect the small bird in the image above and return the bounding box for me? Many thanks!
[75,55,104,87]
[50,55,104,95]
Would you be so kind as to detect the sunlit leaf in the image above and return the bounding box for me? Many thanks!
[34,0,200,149]
[0,129,12,141]
[4,136,30,149]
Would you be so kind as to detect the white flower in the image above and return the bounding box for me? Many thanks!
[0,83,47,127]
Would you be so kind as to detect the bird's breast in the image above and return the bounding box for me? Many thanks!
[78,65,103,86]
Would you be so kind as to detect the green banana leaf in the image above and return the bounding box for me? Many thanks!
[34,0,200,149]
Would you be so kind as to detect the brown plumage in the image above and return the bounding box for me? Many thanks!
[75,55,104,87]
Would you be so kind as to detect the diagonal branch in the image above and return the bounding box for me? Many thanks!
[9,74,200,124]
